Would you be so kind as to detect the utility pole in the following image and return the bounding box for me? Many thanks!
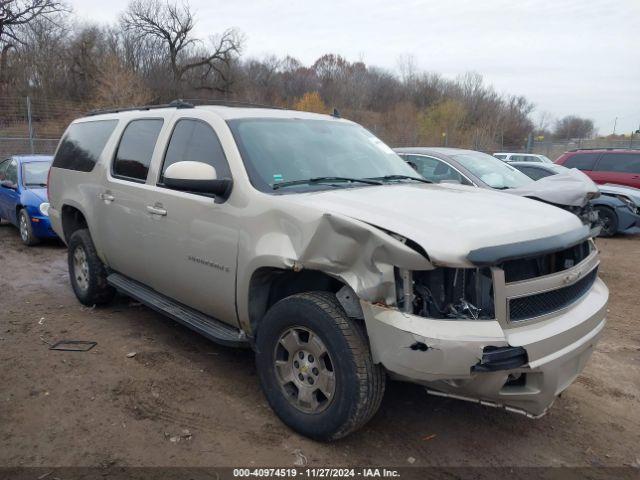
[612,117,618,136]
[26,96,34,154]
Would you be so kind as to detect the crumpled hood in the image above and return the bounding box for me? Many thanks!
[600,184,640,206]
[281,183,583,266]
[506,168,599,207]
[23,188,48,206]
[27,187,48,203]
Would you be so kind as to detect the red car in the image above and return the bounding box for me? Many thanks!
[555,149,640,189]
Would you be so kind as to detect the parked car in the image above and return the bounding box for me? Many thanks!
[509,162,640,236]
[494,152,553,163]
[555,148,640,189]
[0,155,58,245]
[396,147,599,227]
[48,102,608,440]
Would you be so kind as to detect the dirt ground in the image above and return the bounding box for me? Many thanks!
[0,222,639,469]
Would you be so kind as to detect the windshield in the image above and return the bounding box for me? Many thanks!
[452,152,532,189]
[228,118,418,192]
[22,161,52,187]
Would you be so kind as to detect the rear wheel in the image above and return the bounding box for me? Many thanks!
[67,229,115,306]
[18,209,39,246]
[255,292,385,441]
[595,206,618,237]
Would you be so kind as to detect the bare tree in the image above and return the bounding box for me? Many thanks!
[0,0,67,86]
[120,0,241,95]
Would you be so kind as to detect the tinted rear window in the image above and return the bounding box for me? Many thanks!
[562,152,599,170]
[113,119,164,182]
[596,153,640,174]
[52,120,118,172]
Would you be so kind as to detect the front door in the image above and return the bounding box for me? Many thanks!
[0,159,20,224]
[144,117,239,326]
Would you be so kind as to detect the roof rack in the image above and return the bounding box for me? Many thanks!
[86,98,285,117]
[568,147,638,152]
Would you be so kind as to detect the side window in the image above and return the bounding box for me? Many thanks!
[493,154,507,160]
[53,120,118,172]
[596,153,640,174]
[406,155,470,185]
[161,119,231,182]
[5,160,18,184]
[0,159,9,180]
[563,153,598,170]
[521,167,552,180]
[113,119,164,182]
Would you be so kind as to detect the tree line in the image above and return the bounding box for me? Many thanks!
[0,0,596,148]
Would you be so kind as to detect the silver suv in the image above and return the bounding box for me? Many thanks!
[48,101,609,440]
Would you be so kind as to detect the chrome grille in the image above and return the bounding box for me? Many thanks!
[508,268,598,322]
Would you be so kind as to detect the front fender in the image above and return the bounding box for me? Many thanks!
[236,212,432,333]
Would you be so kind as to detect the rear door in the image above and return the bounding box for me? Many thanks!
[94,118,164,284]
[143,115,239,326]
[591,152,640,188]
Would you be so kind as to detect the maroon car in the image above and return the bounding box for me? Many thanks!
[555,149,640,189]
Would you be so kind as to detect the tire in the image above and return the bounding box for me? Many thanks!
[67,229,115,306]
[18,209,40,246]
[255,291,385,441]
[595,206,618,237]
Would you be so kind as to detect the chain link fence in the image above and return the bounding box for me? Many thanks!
[0,97,84,158]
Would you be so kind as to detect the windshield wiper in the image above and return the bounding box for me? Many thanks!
[366,174,432,184]
[25,182,47,187]
[272,176,383,190]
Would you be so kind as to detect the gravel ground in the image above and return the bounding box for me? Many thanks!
[0,222,639,468]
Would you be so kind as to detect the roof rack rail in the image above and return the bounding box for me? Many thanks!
[86,98,285,116]
[86,99,194,116]
[568,147,636,152]
[182,99,286,110]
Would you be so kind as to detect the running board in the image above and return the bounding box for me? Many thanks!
[107,273,248,348]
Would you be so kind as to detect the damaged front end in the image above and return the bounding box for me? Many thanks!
[396,266,495,320]
[361,231,608,418]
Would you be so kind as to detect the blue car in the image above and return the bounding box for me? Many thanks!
[0,155,58,245]
[510,162,640,237]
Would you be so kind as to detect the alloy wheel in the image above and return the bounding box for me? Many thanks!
[273,326,336,414]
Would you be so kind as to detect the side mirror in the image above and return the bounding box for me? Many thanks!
[0,180,16,190]
[163,161,232,199]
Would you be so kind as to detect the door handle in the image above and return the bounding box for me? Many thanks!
[146,205,167,216]
[99,192,115,202]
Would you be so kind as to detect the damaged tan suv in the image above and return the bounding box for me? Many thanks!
[48,101,608,440]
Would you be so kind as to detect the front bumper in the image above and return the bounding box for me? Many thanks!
[616,205,640,235]
[361,278,608,417]
[30,214,58,239]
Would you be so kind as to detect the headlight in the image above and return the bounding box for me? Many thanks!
[616,195,638,214]
[397,267,495,320]
[39,202,50,216]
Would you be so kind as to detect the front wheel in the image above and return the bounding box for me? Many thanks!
[18,209,40,246]
[595,206,618,237]
[67,229,115,306]
[255,292,385,441]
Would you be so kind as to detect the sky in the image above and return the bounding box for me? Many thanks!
[70,0,640,135]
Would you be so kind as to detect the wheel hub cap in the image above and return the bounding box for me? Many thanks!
[19,215,28,241]
[73,246,90,292]
[274,326,336,414]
